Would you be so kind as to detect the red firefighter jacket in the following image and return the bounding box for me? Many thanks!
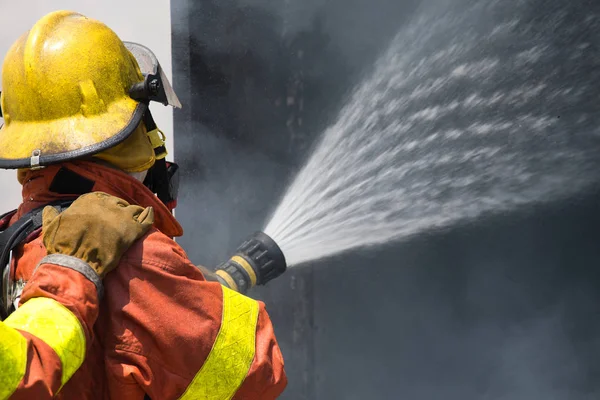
[1,160,287,399]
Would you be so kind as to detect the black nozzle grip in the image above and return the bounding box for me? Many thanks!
[236,231,286,285]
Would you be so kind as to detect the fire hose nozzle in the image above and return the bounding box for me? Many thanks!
[215,231,287,294]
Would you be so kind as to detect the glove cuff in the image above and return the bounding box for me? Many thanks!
[34,254,104,300]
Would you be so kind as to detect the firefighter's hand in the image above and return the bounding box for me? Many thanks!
[41,192,154,278]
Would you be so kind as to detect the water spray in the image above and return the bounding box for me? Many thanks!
[261,1,600,267]
[212,1,600,278]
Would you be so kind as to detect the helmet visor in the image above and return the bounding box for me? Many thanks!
[124,42,182,108]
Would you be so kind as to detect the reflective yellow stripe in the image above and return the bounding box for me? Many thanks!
[179,286,259,400]
[0,322,28,399]
[4,297,86,388]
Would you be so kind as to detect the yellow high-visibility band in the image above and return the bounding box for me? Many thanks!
[231,255,257,287]
[179,286,259,400]
[5,297,86,389]
[0,322,28,400]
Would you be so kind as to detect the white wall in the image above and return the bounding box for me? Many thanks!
[0,1,173,210]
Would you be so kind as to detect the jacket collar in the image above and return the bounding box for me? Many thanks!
[16,160,183,238]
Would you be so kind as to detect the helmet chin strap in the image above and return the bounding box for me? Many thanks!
[141,110,180,211]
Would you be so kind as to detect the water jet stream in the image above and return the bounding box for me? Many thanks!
[264,0,600,267]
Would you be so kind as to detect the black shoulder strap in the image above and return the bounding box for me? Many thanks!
[0,200,74,319]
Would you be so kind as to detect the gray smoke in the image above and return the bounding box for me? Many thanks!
[171,0,600,398]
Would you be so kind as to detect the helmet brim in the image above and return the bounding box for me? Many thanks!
[0,99,147,169]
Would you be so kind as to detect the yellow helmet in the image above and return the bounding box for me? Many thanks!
[0,10,180,170]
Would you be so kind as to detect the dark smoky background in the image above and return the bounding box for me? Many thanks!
[170,0,600,398]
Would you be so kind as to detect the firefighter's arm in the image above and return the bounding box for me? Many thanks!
[233,299,288,400]
[175,287,287,400]
[103,243,287,400]
[0,260,102,399]
[0,193,154,399]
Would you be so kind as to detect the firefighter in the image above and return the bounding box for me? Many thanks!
[0,10,287,399]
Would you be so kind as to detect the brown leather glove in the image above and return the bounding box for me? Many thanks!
[41,192,154,278]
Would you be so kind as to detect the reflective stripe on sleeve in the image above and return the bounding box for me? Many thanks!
[179,286,260,400]
[4,297,86,388]
[37,254,103,299]
[0,321,28,400]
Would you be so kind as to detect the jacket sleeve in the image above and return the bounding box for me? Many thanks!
[0,255,100,400]
[232,300,287,400]
[102,232,287,400]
